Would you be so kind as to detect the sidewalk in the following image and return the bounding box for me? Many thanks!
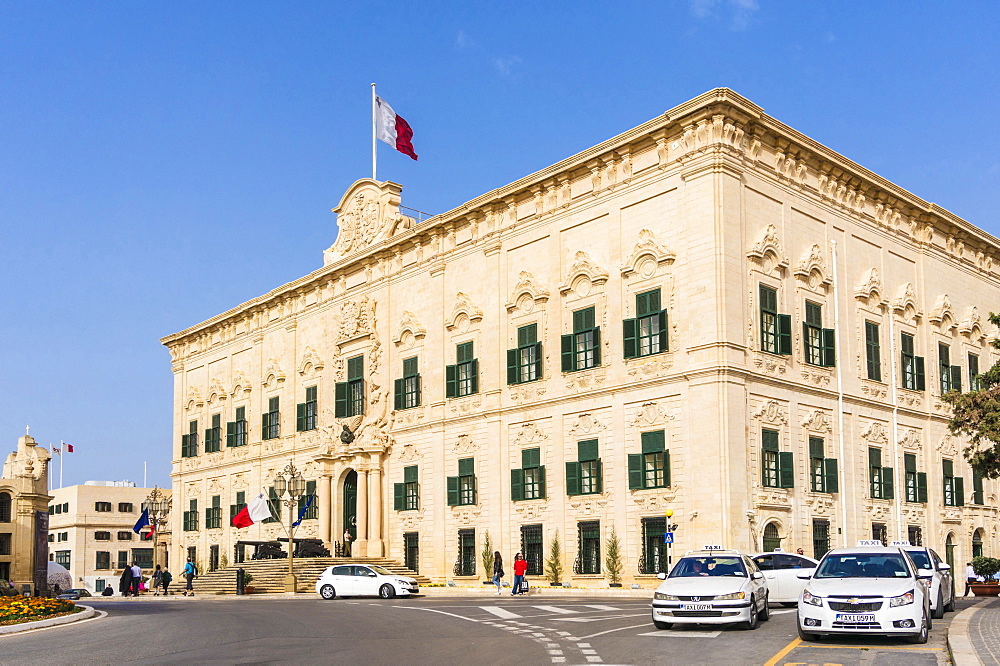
[949,596,1000,666]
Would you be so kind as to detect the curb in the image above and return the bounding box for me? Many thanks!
[0,605,97,636]
[86,587,656,601]
[947,599,989,666]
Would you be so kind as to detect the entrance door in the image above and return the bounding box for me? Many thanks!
[343,470,357,546]
[404,532,419,573]
[945,533,956,599]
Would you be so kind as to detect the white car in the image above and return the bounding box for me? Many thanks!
[797,546,930,643]
[751,552,819,605]
[315,564,419,600]
[900,545,954,619]
[651,550,770,630]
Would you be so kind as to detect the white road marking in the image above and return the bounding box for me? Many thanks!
[533,605,577,614]
[585,657,603,663]
[769,609,796,615]
[583,605,620,611]
[480,606,521,619]
[551,658,566,664]
[581,649,598,655]
[551,613,647,623]
[636,630,721,638]
[391,606,480,623]
[576,623,652,640]
[576,643,591,648]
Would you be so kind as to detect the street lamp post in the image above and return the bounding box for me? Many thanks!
[142,486,171,571]
[274,462,306,594]
[664,509,679,573]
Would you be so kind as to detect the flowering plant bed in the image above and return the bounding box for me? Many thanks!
[0,597,80,626]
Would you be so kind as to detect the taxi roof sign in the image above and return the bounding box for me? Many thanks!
[856,540,885,547]
[702,544,724,551]
[890,541,912,547]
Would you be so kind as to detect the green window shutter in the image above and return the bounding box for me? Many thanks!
[955,476,965,506]
[471,475,477,504]
[868,447,882,467]
[822,329,836,367]
[917,472,928,503]
[565,461,581,496]
[777,314,792,355]
[809,437,824,459]
[204,429,211,450]
[404,465,417,483]
[538,465,546,498]
[943,458,954,477]
[403,357,418,376]
[334,382,348,418]
[414,375,422,406]
[592,327,601,366]
[915,356,926,390]
[802,322,811,363]
[641,430,665,453]
[635,290,649,317]
[778,451,795,488]
[950,366,962,393]
[658,310,669,352]
[594,459,603,493]
[446,476,459,506]
[623,318,638,359]
[458,457,474,477]
[226,422,235,447]
[511,469,525,501]
[761,429,779,452]
[627,453,643,489]
[578,439,599,461]
[824,458,839,494]
[507,348,519,384]
[533,342,543,379]
[883,467,894,500]
[470,359,479,394]
[181,434,189,457]
[561,334,574,371]
[973,469,985,504]
[445,365,457,398]
[904,453,916,473]
[393,378,404,410]
[394,483,405,511]
[663,449,671,486]
[522,448,540,469]
[296,403,306,431]
[456,341,473,363]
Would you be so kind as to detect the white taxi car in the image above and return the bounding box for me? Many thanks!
[797,544,930,643]
[751,551,819,605]
[897,543,954,619]
[651,549,770,630]
[315,564,419,600]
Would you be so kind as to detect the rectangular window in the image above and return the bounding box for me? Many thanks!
[118,551,129,569]
[447,458,477,506]
[404,532,419,574]
[943,459,965,507]
[969,353,981,391]
[118,503,134,513]
[394,357,422,409]
[446,343,479,398]
[900,333,926,391]
[872,523,888,546]
[812,519,830,560]
[456,529,476,577]
[204,413,222,453]
[865,321,881,381]
[262,397,280,440]
[508,324,543,384]
[868,447,894,500]
[132,548,153,570]
[297,480,318,520]
[95,551,111,570]
[907,526,923,547]
[521,524,544,576]
[394,466,420,511]
[808,437,838,494]
[562,307,601,372]
[209,544,220,572]
[297,386,318,432]
[511,448,546,501]
[205,495,222,529]
[183,499,199,531]
[227,406,248,447]
[624,289,668,358]
[640,516,667,575]
[263,487,279,523]
[95,502,112,512]
[55,550,71,568]
[95,531,111,541]
[904,453,928,503]
[759,429,794,489]
[567,440,602,496]
[230,491,247,523]
[758,284,791,355]
[0,534,10,556]
[181,419,199,457]
[803,301,835,366]
[628,431,671,490]
[972,467,985,505]
[575,521,601,575]
[117,531,133,541]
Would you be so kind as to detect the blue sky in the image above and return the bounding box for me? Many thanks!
[3,1,999,489]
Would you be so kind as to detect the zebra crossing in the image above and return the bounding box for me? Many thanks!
[475,603,641,621]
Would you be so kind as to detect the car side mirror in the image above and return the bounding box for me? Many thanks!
[752,572,764,580]
[796,571,812,580]
[918,568,935,577]
[657,573,667,580]
[938,563,951,572]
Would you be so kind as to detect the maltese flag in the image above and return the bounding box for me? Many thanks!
[231,493,274,528]
[375,96,418,160]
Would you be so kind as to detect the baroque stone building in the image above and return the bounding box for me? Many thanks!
[1,434,52,593]
[163,89,999,585]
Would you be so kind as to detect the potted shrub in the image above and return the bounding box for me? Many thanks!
[970,556,1000,596]
[480,531,494,585]
[546,530,563,586]
[605,525,623,588]
[242,572,255,594]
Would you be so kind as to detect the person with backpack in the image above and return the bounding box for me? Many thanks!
[183,558,197,596]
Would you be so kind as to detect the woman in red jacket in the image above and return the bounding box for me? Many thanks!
[511,553,529,595]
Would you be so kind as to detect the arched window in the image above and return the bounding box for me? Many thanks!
[762,522,781,553]
[973,529,984,559]
[0,492,11,523]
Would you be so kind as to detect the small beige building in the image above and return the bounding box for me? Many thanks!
[1,434,52,594]
[47,482,172,593]
[163,89,999,586]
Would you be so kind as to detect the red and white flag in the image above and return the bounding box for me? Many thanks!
[231,492,274,528]
[375,96,418,160]
[65,444,74,453]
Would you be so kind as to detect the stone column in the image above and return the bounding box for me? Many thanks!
[318,474,332,547]
[356,468,369,557]
[368,455,384,557]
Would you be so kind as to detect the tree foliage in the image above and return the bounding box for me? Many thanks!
[480,531,493,579]
[604,525,623,585]
[942,312,1000,479]
[545,530,563,585]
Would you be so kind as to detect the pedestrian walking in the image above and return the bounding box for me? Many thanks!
[511,553,528,596]
[966,562,978,596]
[183,558,197,596]
[119,565,133,597]
[151,564,163,596]
[130,562,143,596]
[161,567,173,596]
[491,551,504,595]
[343,528,353,557]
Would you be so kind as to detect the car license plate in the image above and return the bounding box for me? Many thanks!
[681,603,712,611]
[836,613,876,623]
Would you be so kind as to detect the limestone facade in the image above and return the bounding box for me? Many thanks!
[163,89,1000,585]
[1,435,52,593]
[47,483,172,593]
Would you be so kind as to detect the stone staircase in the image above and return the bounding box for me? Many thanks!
[192,557,431,595]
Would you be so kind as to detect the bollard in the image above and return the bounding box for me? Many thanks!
[236,568,245,595]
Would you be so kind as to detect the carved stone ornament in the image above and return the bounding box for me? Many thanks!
[672,114,747,159]
[400,510,424,530]
[928,294,955,330]
[631,490,680,511]
[208,378,227,403]
[568,413,607,436]
[393,311,427,347]
[753,400,788,425]
[936,435,958,457]
[801,409,833,433]
[324,179,414,265]
[505,271,551,314]
[892,282,921,321]
[298,347,325,376]
[231,371,252,397]
[509,382,547,404]
[512,422,548,447]
[338,297,375,343]
[453,434,478,455]
[232,473,249,490]
[959,306,984,339]
[262,359,286,387]
[804,493,835,516]
[793,244,831,289]
[453,505,482,525]
[445,292,483,332]
[864,499,891,521]
[854,268,886,307]
[755,488,792,511]
[861,421,889,445]
[620,229,676,279]
[186,386,204,410]
[559,251,609,295]
[514,501,548,521]
[632,402,672,428]
[899,429,921,451]
[746,224,790,274]
[398,440,422,463]
[568,496,608,517]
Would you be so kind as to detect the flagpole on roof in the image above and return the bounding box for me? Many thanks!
[371,83,377,181]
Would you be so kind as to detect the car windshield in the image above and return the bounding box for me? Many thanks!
[368,565,395,576]
[814,553,911,578]
[905,550,932,569]
[670,556,746,577]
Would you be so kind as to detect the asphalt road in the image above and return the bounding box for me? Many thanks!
[0,594,976,665]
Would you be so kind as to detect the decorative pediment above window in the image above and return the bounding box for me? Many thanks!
[445,293,483,332]
[631,402,673,428]
[860,421,889,445]
[752,400,788,425]
[323,179,414,265]
[208,378,227,404]
[746,224,789,274]
[512,422,548,447]
[892,282,921,322]
[230,371,252,397]
[337,297,376,345]
[262,359,286,388]
[793,244,831,290]
[801,409,832,434]
[505,271,550,314]
[899,429,921,451]
[928,294,956,331]
[568,412,607,436]
[185,386,204,411]
[559,251,609,296]
[854,268,887,308]
[298,347,325,376]
[959,306,985,340]
[620,229,675,279]
[393,311,427,347]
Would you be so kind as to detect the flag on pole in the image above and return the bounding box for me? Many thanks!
[133,508,151,534]
[231,493,274,528]
[375,96,418,160]
[52,446,61,454]
[292,494,315,527]
[142,525,156,540]
[65,444,74,453]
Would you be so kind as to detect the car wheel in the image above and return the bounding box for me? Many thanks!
[379,584,396,599]
[932,590,945,619]
[319,584,337,600]
[906,613,928,644]
[652,620,673,630]
[759,593,770,621]
[780,602,797,608]
[742,596,759,630]
[945,590,956,613]
[797,624,817,642]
